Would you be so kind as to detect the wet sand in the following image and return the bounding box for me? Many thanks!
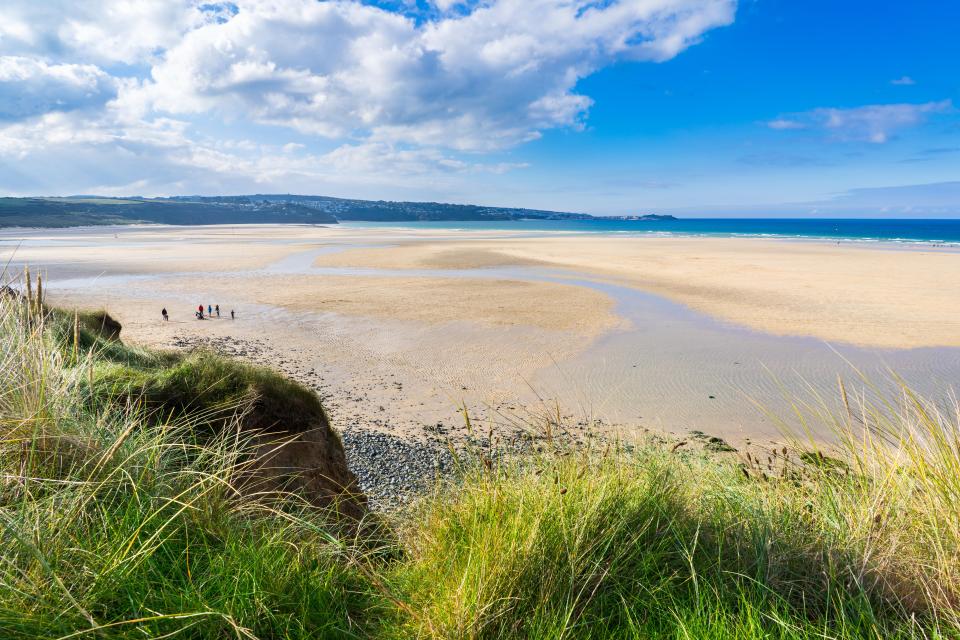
[149,273,622,335]
[4,223,960,446]
[311,235,960,349]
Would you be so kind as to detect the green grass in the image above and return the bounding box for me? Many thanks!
[388,449,953,639]
[0,283,958,638]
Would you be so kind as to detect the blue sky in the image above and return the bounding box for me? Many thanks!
[0,0,958,216]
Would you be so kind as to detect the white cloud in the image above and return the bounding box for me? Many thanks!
[0,97,528,196]
[0,0,735,195]
[0,1,225,65]
[132,0,735,150]
[434,0,463,9]
[891,75,916,86]
[0,56,117,120]
[0,105,192,159]
[767,100,953,143]
[766,118,804,130]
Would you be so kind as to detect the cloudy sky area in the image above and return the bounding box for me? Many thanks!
[0,0,958,216]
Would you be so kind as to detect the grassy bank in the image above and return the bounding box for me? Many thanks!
[0,286,957,638]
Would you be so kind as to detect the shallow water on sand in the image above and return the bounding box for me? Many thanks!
[530,278,960,442]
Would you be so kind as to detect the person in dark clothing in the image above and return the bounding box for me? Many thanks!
[230,309,235,320]
[161,308,168,321]
[215,304,220,317]
[207,304,213,316]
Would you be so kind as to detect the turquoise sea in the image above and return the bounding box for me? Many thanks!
[342,218,960,244]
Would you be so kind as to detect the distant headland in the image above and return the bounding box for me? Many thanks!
[0,195,674,228]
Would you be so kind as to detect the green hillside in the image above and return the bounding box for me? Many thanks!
[0,195,673,227]
[0,197,338,227]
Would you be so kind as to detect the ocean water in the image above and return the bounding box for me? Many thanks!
[342,218,960,244]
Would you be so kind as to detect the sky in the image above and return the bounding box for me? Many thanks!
[0,0,958,217]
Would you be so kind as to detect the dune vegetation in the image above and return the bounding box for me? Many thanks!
[1,275,958,639]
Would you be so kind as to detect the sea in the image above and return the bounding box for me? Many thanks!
[341,218,960,244]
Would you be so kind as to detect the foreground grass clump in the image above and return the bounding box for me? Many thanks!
[0,281,958,638]
[391,447,955,639]
[41,295,367,518]
[0,287,379,638]
[43,304,328,435]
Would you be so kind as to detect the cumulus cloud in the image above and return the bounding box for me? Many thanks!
[766,100,953,143]
[0,95,528,196]
[0,1,228,65]
[0,56,117,120]
[434,0,464,9]
[0,0,735,193]
[0,106,192,159]
[133,0,735,150]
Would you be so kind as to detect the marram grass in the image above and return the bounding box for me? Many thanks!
[0,287,957,639]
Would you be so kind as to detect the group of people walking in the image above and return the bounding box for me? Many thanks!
[160,305,235,321]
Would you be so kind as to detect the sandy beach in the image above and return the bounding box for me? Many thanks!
[311,235,960,349]
[5,223,960,446]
